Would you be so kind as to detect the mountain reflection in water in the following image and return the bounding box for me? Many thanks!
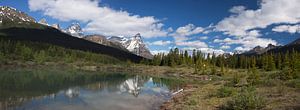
[0,71,184,110]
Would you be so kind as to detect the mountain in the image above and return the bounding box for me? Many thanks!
[108,36,129,47]
[51,23,60,30]
[0,6,35,24]
[242,44,278,55]
[241,37,300,55]
[288,37,300,45]
[267,37,300,53]
[108,33,153,59]
[125,33,153,59]
[64,23,84,38]
[83,35,127,51]
[38,18,48,26]
[0,6,143,62]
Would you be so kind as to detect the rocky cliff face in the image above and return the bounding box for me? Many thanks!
[83,35,128,51]
[108,33,153,59]
[64,23,84,38]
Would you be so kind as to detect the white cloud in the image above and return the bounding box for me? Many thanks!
[169,24,209,49]
[176,41,208,48]
[28,0,169,38]
[171,24,205,42]
[216,0,300,37]
[229,6,246,14]
[272,24,300,33]
[148,40,172,46]
[215,36,277,51]
[234,46,250,52]
[220,45,231,49]
[182,47,225,56]
[199,36,208,40]
[151,50,169,55]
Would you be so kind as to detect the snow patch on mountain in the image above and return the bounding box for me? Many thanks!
[0,6,35,23]
[108,33,153,59]
[64,23,84,38]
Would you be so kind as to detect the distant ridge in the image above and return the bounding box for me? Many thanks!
[0,6,143,62]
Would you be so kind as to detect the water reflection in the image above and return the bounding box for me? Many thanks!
[0,71,184,110]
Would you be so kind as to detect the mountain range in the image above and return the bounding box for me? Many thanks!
[0,6,299,60]
[36,17,153,59]
[241,38,300,56]
[0,6,144,62]
[0,6,153,60]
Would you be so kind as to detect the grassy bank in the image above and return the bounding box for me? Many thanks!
[161,68,300,110]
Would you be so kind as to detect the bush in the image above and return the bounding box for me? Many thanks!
[247,68,260,85]
[278,67,293,80]
[226,72,241,87]
[216,86,233,98]
[33,50,47,64]
[286,78,300,89]
[221,87,266,110]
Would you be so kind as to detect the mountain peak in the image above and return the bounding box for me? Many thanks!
[38,18,48,26]
[0,6,35,23]
[64,22,84,38]
[134,33,141,39]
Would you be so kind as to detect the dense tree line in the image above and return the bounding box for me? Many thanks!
[143,48,300,79]
[0,38,121,65]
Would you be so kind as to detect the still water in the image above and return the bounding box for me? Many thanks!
[0,70,183,110]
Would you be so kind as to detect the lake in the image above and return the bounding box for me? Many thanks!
[0,69,184,110]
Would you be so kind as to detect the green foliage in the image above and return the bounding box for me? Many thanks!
[33,50,47,64]
[286,78,300,89]
[247,67,260,85]
[279,66,294,80]
[0,38,121,64]
[221,87,266,110]
[216,86,233,98]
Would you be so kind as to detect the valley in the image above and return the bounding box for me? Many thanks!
[1,2,300,110]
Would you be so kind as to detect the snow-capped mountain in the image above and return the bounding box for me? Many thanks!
[64,23,84,38]
[108,33,153,59]
[83,34,128,51]
[108,36,129,46]
[38,18,48,26]
[51,23,60,30]
[0,6,35,23]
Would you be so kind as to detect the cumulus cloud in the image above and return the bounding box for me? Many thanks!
[214,36,277,52]
[183,47,225,55]
[170,24,205,41]
[220,45,231,49]
[216,0,300,37]
[151,50,169,55]
[272,24,300,33]
[176,41,208,48]
[199,36,208,40]
[212,0,300,51]
[28,0,169,38]
[169,24,209,49]
[147,40,172,46]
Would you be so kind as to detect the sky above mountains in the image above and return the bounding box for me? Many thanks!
[1,0,300,54]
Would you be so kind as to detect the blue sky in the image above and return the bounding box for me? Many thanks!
[1,0,300,54]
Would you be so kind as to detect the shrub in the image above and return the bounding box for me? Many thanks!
[33,50,48,64]
[286,78,300,89]
[247,68,260,85]
[216,86,233,98]
[221,87,266,110]
[278,67,293,80]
